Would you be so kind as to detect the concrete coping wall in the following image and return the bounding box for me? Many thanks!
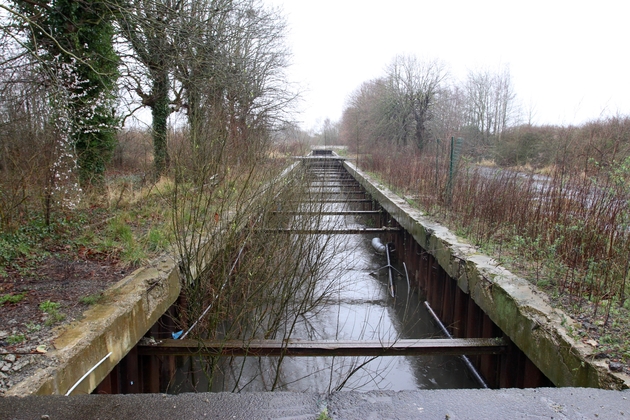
[7,255,181,396]
[344,161,630,390]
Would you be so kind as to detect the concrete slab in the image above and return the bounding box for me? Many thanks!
[327,388,630,419]
[1,388,628,419]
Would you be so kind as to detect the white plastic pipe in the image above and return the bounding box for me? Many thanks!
[65,352,112,396]
[371,237,386,254]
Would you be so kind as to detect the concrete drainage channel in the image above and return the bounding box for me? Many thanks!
[2,150,629,419]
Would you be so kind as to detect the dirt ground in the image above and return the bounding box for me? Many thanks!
[548,291,630,378]
[0,252,128,395]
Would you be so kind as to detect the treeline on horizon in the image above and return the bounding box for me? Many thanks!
[309,54,630,175]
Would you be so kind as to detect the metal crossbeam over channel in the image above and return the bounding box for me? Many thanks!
[259,227,400,234]
[138,338,507,357]
[271,210,381,216]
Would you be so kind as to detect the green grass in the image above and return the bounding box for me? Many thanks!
[90,201,172,266]
[108,215,134,243]
[146,227,171,252]
[79,293,104,306]
[0,177,173,280]
[316,408,332,420]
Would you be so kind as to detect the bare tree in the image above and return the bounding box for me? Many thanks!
[312,118,338,146]
[340,78,401,151]
[341,56,447,152]
[116,0,182,176]
[117,0,292,171]
[429,83,467,143]
[384,55,448,151]
[464,65,516,149]
[209,0,292,159]
[170,0,233,152]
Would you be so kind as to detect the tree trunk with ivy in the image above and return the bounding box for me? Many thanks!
[13,0,120,184]
[151,70,171,176]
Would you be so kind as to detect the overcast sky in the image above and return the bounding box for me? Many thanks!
[266,0,630,132]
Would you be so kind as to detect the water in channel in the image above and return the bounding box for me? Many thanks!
[170,164,479,392]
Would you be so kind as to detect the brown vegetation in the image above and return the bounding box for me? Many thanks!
[346,116,630,373]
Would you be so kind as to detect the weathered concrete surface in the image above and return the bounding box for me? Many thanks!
[344,161,630,390]
[1,388,628,419]
[6,255,181,396]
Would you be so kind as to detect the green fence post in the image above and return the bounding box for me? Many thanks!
[447,137,463,206]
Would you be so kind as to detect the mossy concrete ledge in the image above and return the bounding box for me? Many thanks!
[7,255,181,396]
[344,161,630,390]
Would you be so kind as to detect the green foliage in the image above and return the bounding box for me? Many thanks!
[0,218,56,271]
[39,300,60,313]
[316,408,332,420]
[0,229,35,261]
[609,156,630,191]
[7,334,25,345]
[0,213,101,272]
[0,292,26,305]
[39,300,65,326]
[25,322,41,333]
[79,293,103,305]
[45,313,65,327]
